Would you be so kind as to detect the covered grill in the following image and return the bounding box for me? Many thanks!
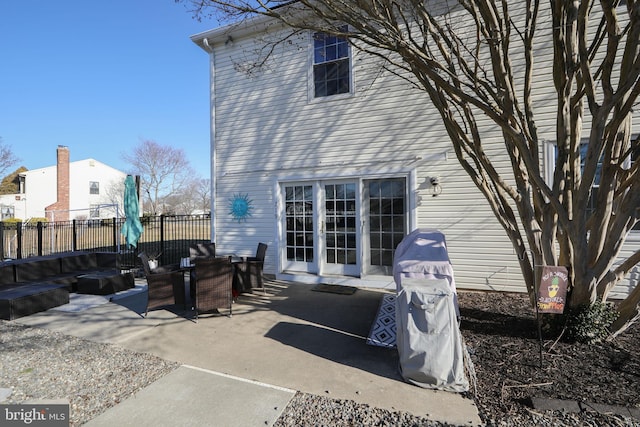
[393,229,468,392]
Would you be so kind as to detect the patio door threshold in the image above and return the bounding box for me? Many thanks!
[277,272,396,290]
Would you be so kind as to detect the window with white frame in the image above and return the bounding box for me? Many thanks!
[547,140,638,231]
[89,181,99,195]
[312,26,351,98]
[89,204,100,218]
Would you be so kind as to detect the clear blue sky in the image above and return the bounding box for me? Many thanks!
[0,0,220,178]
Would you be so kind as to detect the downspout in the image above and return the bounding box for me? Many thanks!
[203,38,217,243]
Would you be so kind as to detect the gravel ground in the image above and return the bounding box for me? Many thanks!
[0,322,179,426]
[2,291,640,426]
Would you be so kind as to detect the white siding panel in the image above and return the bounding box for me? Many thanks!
[204,5,637,298]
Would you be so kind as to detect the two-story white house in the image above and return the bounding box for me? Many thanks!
[0,146,127,222]
[190,6,639,296]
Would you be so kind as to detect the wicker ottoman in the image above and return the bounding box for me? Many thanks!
[76,271,134,295]
[0,283,69,320]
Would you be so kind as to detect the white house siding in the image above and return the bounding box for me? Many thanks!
[3,159,125,221]
[68,159,125,219]
[197,3,638,297]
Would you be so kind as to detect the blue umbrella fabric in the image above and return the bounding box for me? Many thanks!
[121,175,144,248]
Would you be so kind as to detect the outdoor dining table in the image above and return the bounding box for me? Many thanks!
[181,256,246,300]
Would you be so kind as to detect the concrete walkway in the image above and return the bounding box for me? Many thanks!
[16,279,482,426]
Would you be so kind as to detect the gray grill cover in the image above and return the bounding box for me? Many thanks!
[393,229,468,392]
[392,229,459,316]
[395,278,468,392]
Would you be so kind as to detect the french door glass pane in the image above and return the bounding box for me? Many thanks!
[285,185,314,262]
[367,178,406,267]
[325,183,357,265]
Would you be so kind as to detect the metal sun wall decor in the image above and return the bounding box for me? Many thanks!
[229,193,254,222]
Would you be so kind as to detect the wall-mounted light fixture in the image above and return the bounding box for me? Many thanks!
[430,176,442,197]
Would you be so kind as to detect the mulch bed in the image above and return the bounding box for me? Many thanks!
[458,291,640,425]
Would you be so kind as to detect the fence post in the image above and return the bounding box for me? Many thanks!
[72,219,78,251]
[37,222,43,256]
[0,222,4,260]
[160,214,165,259]
[111,217,117,252]
[16,222,22,259]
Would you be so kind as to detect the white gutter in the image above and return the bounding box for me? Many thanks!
[190,13,274,49]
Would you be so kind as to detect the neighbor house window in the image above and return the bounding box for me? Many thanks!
[90,181,99,195]
[89,204,100,218]
[1,205,14,220]
[313,26,351,98]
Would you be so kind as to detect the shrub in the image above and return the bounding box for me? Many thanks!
[563,301,618,344]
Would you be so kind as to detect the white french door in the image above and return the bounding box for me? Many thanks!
[282,184,316,273]
[320,181,360,276]
[281,177,406,278]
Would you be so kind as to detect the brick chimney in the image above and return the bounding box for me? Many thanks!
[45,146,70,222]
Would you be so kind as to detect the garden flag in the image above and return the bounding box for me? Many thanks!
[536,265,568,314]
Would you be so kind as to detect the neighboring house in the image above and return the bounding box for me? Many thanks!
[190,7,638,296]
[0,146,127,222]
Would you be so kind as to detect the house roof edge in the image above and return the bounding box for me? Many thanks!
[190,13,276,51]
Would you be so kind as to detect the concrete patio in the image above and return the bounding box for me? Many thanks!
[15,278,481,426]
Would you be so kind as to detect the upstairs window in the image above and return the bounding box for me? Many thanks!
[548,141,638,231]
[90,181,99,195]
[313,27,351,98]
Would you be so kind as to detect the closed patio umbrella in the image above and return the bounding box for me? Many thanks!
[121,175,144,248]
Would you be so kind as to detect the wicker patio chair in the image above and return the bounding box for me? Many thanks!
[138,252,186,316]
[139,251,180,274]
[242,242,268,295]
[190,256,233,320]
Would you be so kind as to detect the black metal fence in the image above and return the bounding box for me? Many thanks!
[0,215,212,269]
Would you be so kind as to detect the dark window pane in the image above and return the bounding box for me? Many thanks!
[326,45,337,61]
[304,185,313,199]
[392,198,404,214]
[393,216,404,230]
[370,216,381,231]
[338,42,349,58]
[346,249,356,264]
[381,250,393,266]
[371,232,381,248]
[371,250,381,265]
[370,199,380,213]
[325,185,335,198]
[345,184,356,199]
[347,233,356,248]
[346,217,356,229]
[381,200,392,214]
